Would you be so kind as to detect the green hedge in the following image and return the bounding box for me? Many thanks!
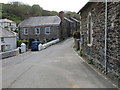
[73,31,80,39]
[17,40,29,47]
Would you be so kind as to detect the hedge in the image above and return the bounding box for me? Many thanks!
[73,31,80,39]
[17,40,29,47]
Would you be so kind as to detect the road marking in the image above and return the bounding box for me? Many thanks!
[71,85,80,88]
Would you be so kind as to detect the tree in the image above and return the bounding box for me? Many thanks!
[42,10,51,16]
[31,4,42,16]
[17,5,32,19]
[50,11,58,16]
[2,1,59,25]
[65,11,80,20]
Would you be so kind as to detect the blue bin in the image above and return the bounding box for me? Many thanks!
[31,41,40,51]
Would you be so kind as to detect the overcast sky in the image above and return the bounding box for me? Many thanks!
[1,0,89,12]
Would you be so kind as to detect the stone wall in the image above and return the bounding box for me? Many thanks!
[19,25,60,42]
[60,19,72,40]
[107,2,120,83]
[79,2,120,85]
[1,48,19,59]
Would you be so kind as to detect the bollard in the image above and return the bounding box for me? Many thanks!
[21,43,26,53]
[38,43,43,51]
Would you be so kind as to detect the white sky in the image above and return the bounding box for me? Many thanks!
[0,0,89,12]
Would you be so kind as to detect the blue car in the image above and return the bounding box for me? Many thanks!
[31,41,40,51]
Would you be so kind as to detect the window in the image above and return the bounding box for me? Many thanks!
[24,28,28,35]
[87,12,93,46]
[35,28,40,35]
[10,23,11,26]
[45,27,50,35]
[1,37,4,42]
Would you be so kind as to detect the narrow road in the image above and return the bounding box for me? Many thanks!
[2,38,115,88]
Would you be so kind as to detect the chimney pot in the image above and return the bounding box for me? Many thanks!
[59,11,64,20]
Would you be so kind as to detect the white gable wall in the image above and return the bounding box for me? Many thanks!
[0,37,16,52]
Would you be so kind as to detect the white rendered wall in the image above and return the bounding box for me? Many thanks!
[0,37,17,51]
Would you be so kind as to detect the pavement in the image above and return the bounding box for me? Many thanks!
[2,38,117,88]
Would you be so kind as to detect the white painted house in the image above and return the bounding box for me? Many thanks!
[0,27,17,52]
[0,19,17,31]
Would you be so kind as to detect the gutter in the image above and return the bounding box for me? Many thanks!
[18,24,60,28]
[104,0,107,74]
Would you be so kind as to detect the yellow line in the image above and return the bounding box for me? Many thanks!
[71,85,80,88]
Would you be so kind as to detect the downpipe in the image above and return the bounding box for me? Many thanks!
[104,0,107,74]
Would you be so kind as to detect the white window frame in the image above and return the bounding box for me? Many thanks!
[87,12,93,47]
[45,27,50,35]
[24,28,28,35]
[35,28,40,35]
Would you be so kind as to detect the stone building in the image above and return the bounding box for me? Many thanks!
[18,12,75,45]
[69,17,80,33]
[78,1,120,85]
[59,11,74,40]
[18,16,61,44]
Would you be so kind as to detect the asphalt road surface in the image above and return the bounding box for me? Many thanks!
[2,38,116,88]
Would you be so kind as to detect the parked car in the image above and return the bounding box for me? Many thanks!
[31,41,40,51]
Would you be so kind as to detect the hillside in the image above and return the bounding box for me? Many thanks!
[1,1,79,25]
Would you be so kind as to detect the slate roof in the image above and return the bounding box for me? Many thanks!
[64,17,74,23]
[0,19,15,23]
[70,17,79,23]
[0,27,16,38]
[77,2,92,14]
[18,15,61,27]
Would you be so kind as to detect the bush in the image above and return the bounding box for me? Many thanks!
[17,40,22,47]
[88,59,94,65]
[73,31,80,39]
[80,49,83,56]
[41,40,45,44]
[23,40,29,45]
[17,40,29,47]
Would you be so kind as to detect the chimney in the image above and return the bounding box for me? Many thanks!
[59,11,64,20]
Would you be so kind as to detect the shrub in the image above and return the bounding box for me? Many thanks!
[88,59,94,65]
[73,31,80,39]
[17,40,22,47]
[41,40,45,44]
[17,40,29,47]
[22,40,29,45]
[80,49,83,56]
